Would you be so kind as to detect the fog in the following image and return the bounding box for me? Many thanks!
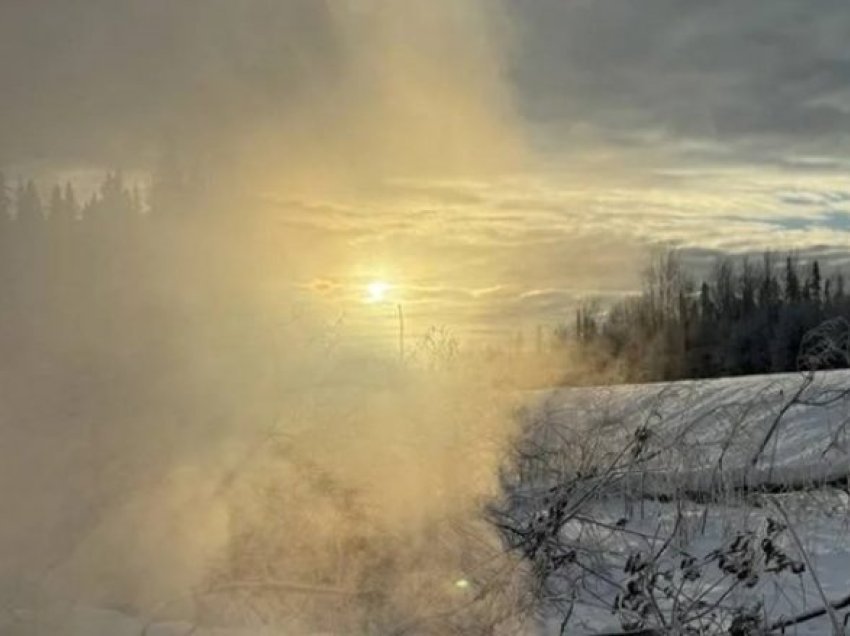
[0,0,522,183]
[0,1,541,633]
[0,159,528,634]
[14,1,850,634]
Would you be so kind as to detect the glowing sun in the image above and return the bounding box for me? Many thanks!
[366,280,391,303]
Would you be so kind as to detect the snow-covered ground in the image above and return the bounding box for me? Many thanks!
[8,370,850,635]
[513,370,850,634]
[2,603,321,636]
[525,369,850,477]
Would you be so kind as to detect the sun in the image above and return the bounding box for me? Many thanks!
[366,280,391,303]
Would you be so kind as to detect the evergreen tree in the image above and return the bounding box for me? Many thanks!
[63,182,79,220]
[570,250,850,383]
[16,180,44,226]
[808,260,822,305]
[740,258,756,316]
[99,171,132,216]
[699,281,713,319]
[758,252,780,316]
[0,172,10,220]
[48,185,63,221]
[784,256,800,303]
[712,258,736,321]
[81,192,101,222]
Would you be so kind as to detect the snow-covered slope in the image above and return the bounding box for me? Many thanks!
[512,370,850,635]
[3,604,317,636]
[11,371,850,635]
[525,370,850,485]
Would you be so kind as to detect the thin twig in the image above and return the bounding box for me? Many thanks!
[772,499,843,635]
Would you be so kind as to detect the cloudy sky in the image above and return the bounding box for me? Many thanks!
[5,0,850,343]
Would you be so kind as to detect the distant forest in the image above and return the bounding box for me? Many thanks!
[0,165,271,399]
[0,160,200,226]
[568,250,850,383]
[4,169,848,386]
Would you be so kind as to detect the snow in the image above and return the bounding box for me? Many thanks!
[9,370,850,634]
[526,370,850,473]
[517,370,850,634]
[2,603,329,636]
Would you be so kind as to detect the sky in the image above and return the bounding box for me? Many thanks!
[5,0,850,344]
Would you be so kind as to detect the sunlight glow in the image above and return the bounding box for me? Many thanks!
[366,280,391,303]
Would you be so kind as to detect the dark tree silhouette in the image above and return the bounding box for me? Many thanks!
[568,250,850,383]
[0,172,11,221]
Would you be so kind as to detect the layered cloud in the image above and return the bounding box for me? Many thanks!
[511,0,850,169]
[6,1,850,337]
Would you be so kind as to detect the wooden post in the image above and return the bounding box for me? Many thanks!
[398,303,405,363]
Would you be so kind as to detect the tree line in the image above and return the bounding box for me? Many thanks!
[0,163,238,386]
[568,250,850,383]
[0,164,206,230]
[1,171,144,223]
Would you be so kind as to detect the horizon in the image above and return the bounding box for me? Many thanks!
[6,2,850,342]
[5,4,850,634]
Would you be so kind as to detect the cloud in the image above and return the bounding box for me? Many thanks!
[511,0,850,169]
[9,1,850,334]
[0,0,523,186]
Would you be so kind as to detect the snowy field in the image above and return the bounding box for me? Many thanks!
[508,370,850,635]
[6,369,850,635]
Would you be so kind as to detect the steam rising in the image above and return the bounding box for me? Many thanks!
[0,1,530,633]
[0,0,523,184]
